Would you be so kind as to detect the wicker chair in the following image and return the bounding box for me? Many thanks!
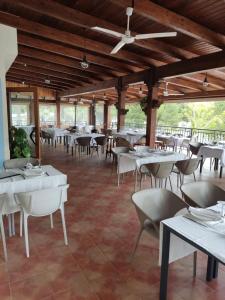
[76,136,92,159]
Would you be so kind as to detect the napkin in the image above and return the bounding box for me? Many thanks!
[24,168,45,177]
[189,207,222,222]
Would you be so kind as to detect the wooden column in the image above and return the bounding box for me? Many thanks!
[56,93,61,128]
[89,101,96,128]
[145,70,159,147]
[103,102,109,130]
[116,80,128,132]
[33,87,41,159]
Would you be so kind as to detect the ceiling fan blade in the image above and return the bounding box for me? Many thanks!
[92,26,124,38]
[111,40,126,54]
[135,32,177,40]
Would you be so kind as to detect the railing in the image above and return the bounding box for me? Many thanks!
[111,122,225,143]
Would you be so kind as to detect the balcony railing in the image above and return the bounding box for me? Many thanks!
[111,122,225,143]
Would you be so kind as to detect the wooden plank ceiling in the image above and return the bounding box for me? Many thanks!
[0,0,225,103]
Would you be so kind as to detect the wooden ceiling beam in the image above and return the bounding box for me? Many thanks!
[18,46,106,80]
[15,55,100,82]
[8,74,75,91]
[6,76,63,91]
[60,50,225,97]
[112,0,225,48]
[18,34,124,77]
[2,0,194,61]
[9,68,82,88]
[0,10,154,69]
[183,74,225,90]
[11,63,92,85]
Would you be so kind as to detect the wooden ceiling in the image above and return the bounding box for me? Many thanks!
[1,0,225,102]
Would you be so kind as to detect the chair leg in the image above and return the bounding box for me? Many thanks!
[11,213,15,236]
[193,172,196,181]
[8,215,12,237]
[50,214,54,229]
[130,228,144,260]
[23,214,30,258]
[193,251,197,277]
[0,215,7,261]
[60,205,68,246]
[20,211,23,237]
[169,176,173,191]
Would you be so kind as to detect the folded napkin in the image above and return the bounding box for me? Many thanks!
[189,207,222,222]
[24,168,45,177]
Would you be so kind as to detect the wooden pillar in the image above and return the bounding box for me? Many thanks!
[33,88,41,159]
[116,80,128,132]
[56,93,61,128]
[90,101,96,128]
[145,70,159,147]
[103,102,109,130]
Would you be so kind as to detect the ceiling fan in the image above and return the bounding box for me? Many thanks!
[163,82,184,97]
[92,5,177,54]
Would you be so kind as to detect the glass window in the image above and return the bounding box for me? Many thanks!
[11,103,30,126]
[109,105,117,129]
[77,105,89,126]
[39,104,56,127]
[125,103,146,129]
[95,103,104,126]
[60,104,75,127]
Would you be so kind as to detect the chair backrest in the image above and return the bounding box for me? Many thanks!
[189,142,203,155]
[181,181,225,207]
[3,158,39,169]
[144,162,175,179]
[15,185,69,216]
[175,157,201,175]
[76,136,92,146]
[95,136,107,146]
[132,188,187,233]
[115,137,131,147]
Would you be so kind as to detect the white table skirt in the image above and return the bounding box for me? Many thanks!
[0,165,67,215]
[114,132,145,145]
[42,128,69,141]
[156,135,188,149]
[198,145,225,167]
[118,151,187,174]
[66,133,104,147]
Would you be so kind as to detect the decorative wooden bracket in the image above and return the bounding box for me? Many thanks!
[114,103,129,115]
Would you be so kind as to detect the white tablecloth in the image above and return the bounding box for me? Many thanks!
[42,128,69,141]
[198,145,225,166]
[66,133,104,147]
[118,151,186,174]
[160,212,225,265]
[114,131,145,145]
[0,165,67,214]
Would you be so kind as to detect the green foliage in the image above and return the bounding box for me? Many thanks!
[124,101,225,130]
[10,127,31,158]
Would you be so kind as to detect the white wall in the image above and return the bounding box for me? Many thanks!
[0,24,18,167]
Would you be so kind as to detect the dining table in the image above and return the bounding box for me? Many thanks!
[42,127,69,146]
[117,149,186,188]
[156,134,189,151]
[159,205,225,300]
[0,165,67,235]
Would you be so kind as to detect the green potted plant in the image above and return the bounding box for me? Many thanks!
[140,96,163,115]
[10,127,31,158]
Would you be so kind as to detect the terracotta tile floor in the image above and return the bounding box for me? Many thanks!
[1,144,225,300]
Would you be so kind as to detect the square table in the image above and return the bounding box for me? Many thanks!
[117,150,186,188]
[160,215,225,300]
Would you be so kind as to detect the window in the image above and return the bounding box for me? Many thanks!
[77,105,89,126]
[11,103,30,126]
[39,104,56,126]
[60,104,75,127]
[96,103,104,126]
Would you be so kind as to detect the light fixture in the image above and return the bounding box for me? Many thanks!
[80,54,89,69]
[138,85,143,96]
[22,81,25,85]
[203,73,209,88]
[24,63,27,67]
[103,92,107,100]
[45,78,51,84]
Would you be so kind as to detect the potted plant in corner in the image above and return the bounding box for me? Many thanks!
[9,127,31,158]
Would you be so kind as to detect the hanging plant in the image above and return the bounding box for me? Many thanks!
[114,103,129,115]
[140,96,163,115]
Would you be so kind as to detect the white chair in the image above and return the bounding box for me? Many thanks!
[0,194,8,261]
[15,184,69,258]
